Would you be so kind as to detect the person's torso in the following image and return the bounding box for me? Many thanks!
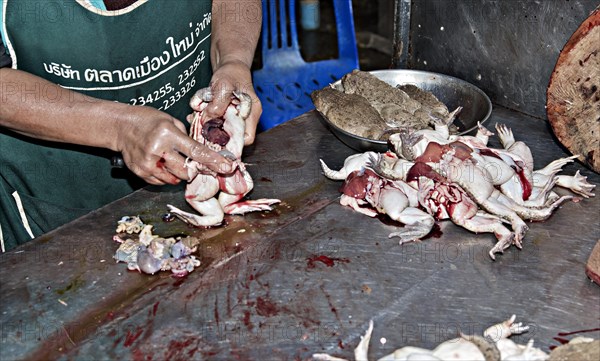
[0,0,213,249]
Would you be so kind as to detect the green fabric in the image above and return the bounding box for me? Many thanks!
[0,0,213,250]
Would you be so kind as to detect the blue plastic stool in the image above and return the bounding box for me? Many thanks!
[253,0,359,131]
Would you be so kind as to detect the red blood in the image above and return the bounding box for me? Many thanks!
[515,168,532,200]
[306,255,350,269]
[155,157,166,169]
[123,327,144,347]
[152,301,159,317]
[243,310,253,330]
[131,348,148,361]
[165,338,197,361]
[256,297,279,317]
[422,223,443,239]
[557,327,600,336]
[553,337,570,344]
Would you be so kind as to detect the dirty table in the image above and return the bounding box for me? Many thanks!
[1,107,599,360]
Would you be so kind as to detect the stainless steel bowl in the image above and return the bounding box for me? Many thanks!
[316,69,492,152]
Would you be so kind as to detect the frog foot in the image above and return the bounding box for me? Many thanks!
[484,315,529,341]
[495,123,515,149]
[556,170,596,198]
[477,121,494,137]
[223,199,281,215]
[534,155,578,178]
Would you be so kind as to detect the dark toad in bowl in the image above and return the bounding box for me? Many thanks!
[311,69,492,152]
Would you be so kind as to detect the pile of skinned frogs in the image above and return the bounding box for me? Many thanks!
[113,216,201,276]
[313,315,599,361]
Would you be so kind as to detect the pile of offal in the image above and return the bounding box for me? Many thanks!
[112,216,201,276]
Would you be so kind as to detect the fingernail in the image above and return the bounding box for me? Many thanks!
[221,162,234,173]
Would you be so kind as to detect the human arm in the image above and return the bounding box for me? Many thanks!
[0,68,233,185]
[204,0,262,145]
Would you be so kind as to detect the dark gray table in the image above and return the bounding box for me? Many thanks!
[1,107,599,360]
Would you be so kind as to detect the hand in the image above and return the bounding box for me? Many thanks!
[202,60,262,145]
[115,105,234,186]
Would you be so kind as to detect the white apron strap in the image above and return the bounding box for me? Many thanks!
[0,222,5,252]
[11,191,35,239]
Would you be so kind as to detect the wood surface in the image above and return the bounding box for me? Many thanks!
[547,7,600,173]
[586,240,600,285]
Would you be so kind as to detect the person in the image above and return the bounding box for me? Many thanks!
[0,0,263,252]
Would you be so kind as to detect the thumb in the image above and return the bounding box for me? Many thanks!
[204,86,232,119]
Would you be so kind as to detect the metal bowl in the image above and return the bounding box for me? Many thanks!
[317,69,492,152]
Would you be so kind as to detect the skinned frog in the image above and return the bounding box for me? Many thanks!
[322,153,517,259]
[312,315,551,361]
[386,120,593,247]
[167,89,280,227]
[389,120,594,206]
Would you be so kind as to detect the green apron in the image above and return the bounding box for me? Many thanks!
[0,0,213,250]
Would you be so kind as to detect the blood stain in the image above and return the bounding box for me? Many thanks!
[164,338,198,360]
[307,255,350,269]
[422,223,443,240]
[152,302,160,317]
[376,213,404,227]
[557,327,600,336]
[243,310,253,330]
[123,327,144,347]
[256,297,279,317]
[553,336,570,344]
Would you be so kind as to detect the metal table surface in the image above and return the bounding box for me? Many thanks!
[1,107,599,361]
